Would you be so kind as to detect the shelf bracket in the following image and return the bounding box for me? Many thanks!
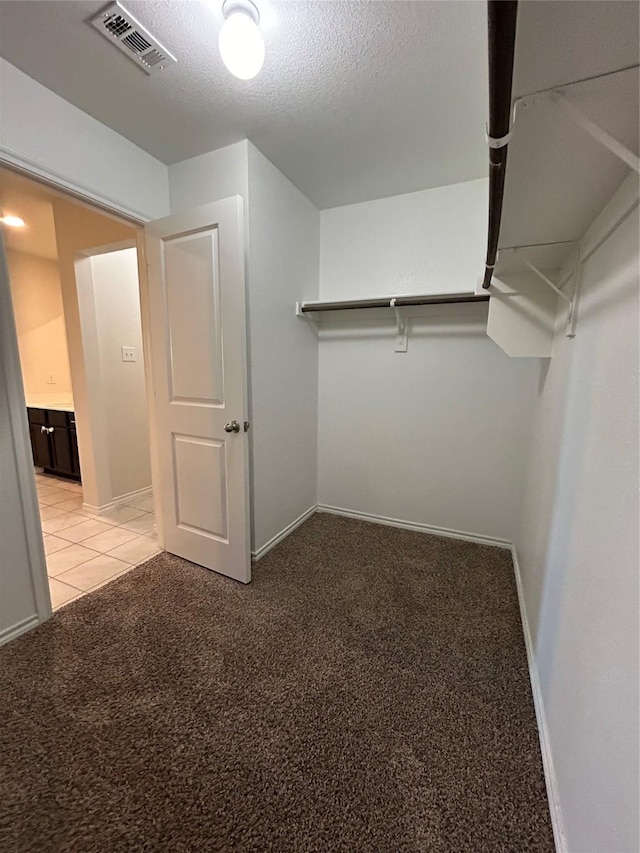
[515,253,576,337]
[390,298,408,353]
[296,301,317,321]
[295,301,319,333]
[519,257,571,305]
[510,65,640,174]
[550,91,640,173]
[566,247,583,339]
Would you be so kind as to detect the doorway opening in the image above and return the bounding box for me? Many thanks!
[1,167,161,610]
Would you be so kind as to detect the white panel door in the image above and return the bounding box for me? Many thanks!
[145,197,250,583]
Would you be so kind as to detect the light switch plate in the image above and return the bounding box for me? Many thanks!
[121,346,136,362]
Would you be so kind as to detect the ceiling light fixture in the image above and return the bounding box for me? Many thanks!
[219,0,265,80]
[0,215,26,228]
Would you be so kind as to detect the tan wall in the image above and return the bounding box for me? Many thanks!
[52,199,137,508]
[6,249,73,405]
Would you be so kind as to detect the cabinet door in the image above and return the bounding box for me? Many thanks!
[29,423,53,469]
[50,427,75,476]
[27,408,47,427]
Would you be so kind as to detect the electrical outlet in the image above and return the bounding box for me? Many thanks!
[121,346,136,362]
[46,374,55,384]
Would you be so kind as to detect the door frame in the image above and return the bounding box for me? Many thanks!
[0,229,52,625]
[0,160,164,631]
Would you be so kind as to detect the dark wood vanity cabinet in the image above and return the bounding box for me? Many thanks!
[27,408,81,480]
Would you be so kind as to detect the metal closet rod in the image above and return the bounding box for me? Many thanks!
[482,0,519,289]
[299,293,490,313]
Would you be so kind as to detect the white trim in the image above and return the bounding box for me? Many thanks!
[82,500,116,516]
[0,149,148,225]
[135,231,165,550]
[82,487,152,517]
[0,614,41,647]
[316,504,512,549]
[252,506,317,561]
[0,239,52,629]
[113,486,152,506]
[511,545,566,853]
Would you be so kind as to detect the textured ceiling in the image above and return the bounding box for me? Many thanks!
[496,0,639,276]
[0,170,59,260]
[0,0,489,208]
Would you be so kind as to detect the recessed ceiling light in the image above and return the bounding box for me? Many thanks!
[219,0,265,81]
[0,215,26,228]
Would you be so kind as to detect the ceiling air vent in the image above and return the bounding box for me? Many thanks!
[90,2,177,76]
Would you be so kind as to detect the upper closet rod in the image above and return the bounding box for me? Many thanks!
[482,0,519,289]
[299,293,490,313]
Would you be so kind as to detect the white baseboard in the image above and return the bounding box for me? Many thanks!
[251,503,510,562]
[0,614,40,647]
[112,486,152,507]
[83,487,152,517]
[316,504,511,549]
[82,500,115,515]
[252,505,317,561]
[511,545,566,853]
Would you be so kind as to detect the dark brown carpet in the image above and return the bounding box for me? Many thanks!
[0,514,553,852]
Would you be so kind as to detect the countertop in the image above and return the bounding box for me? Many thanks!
[26,399,75,413]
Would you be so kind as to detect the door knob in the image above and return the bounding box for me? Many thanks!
[41,426,54,434]
[224,420,240,433]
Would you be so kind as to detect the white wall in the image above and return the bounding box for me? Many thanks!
[0,58,169,221]
[85,249,151,502]
[320,178,488,299]
[246,143,319,553]
[317,179,539,543]
[515,182,639,853]
[169,141,320,555]
[169,141,249,213]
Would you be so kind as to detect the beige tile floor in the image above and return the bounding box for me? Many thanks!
[36,473,161,610]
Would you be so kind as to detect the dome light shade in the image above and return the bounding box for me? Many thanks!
[219,0,264,80]
[0,215,25,228]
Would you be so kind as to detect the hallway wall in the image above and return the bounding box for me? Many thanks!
[52,199,137,511]
[87,248,151,502]
[6,248,73,404]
